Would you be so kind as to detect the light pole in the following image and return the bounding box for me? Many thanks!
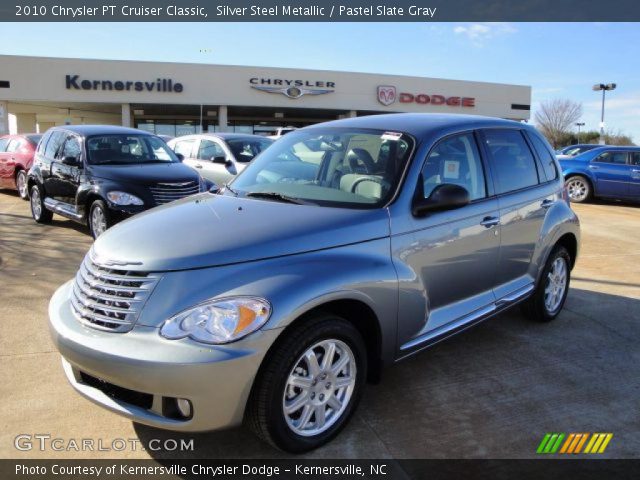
[592,83,616,145]
[575,122,585,144]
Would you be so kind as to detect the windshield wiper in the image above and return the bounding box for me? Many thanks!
[245,191,314,205]
[223,183,239,196]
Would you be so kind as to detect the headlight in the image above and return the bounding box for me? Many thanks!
[107,191,144,206]
[160,297,271,344]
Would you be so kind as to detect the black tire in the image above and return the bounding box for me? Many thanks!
[16,170,29,200]
[30,185,53,224]
[88,199,111,239]
[522,246,571,322]
[565,175,592,203]
[246,313,367,453]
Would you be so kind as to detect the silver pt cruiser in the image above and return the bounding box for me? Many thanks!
[49,114,580,452]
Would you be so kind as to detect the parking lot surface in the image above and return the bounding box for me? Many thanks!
[1,190,639,459]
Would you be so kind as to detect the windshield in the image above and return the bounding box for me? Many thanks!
[86,134,178,165]
[226,137,274,163]
[229,128,414,208]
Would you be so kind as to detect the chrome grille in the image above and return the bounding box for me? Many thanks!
[70,255,160,332]
[149,181,200,205]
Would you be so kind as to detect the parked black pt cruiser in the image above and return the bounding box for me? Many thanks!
[27,125,205,238]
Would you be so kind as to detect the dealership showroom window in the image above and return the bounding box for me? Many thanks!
[1,1,639,479]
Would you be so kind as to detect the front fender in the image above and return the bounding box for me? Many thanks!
[137,238,399,364]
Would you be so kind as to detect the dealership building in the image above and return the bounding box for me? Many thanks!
[0,55,531,136]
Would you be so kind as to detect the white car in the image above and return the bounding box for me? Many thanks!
[169,133,273,186]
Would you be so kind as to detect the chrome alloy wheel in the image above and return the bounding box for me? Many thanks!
[283,339,357,437]
[545,257,568,313]
[30,187,42,219]
[16,171,27,198]
[566,178,588,202]
[91,206,107,237]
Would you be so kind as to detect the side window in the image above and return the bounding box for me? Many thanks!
[44,131,65,159]
[527,132,558,181]
[60,136,81,160]
[422,133,486,201]
[36,132,51,155]
[173,139,195,158]
[0,137,8,152]
[483,129,540,194]
[6,139,22,153]
[630,152,640,166]
[198,139,226,160]
[593,151,628,165]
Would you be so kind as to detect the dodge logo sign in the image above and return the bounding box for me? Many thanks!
[377,85,397,106]
[377,85,475,108]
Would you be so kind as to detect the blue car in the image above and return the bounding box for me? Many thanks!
[559,146,640,203]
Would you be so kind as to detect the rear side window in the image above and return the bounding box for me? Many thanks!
[483,129,540,194]
[0,137,8,152]
[527,132,558,181]
[173,139,195,158]
[631,152,640,166]
[6,139,22,153]
[422,132,486,201]
[594,151,628,165]
[44,131,66,158]
[36,132,51,155]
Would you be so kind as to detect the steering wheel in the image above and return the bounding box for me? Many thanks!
[350,176,388,194]
[347,149,376,174]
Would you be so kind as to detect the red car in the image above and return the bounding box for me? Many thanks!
[0,134,42,199]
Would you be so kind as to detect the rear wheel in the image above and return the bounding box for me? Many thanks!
[16,170,28,200]
[30,185,53,224]
[246,313,366,453]
[522,246,571,322]
[89,200,111,239]
[565,175,591,203]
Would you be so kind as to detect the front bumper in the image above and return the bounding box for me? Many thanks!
[48,280,282,432]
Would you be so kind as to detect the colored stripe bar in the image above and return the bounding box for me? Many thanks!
[573,433,589,454]
[598,434,613,453]
[537,433,552,454]
[584,433,599,454]
[544,433,560,453]
[550,433,565,453]
[560,434,575,454]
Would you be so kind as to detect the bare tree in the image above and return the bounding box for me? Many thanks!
[534,99,583,148]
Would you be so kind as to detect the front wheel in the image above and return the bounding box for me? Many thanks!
[89,200,111,239]
[16,170,28,200]
[522,246,571,322]
[565,175,591,203]
[246,314,367,453]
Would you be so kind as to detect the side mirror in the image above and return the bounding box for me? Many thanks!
[175,153,185,162]
[412,183,470,217]
[61,156,81,167]
[212,156,228,165]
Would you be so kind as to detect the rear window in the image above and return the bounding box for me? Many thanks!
[483,129,540,194]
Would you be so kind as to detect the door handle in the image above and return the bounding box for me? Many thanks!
[541,199,554,209]
[480,216,500,228]
[632,169,640,173]
[588,165,599,170]
[195,164,203,169]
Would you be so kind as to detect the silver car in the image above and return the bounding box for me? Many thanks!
[49,114,580,452]
[168,133,273,186]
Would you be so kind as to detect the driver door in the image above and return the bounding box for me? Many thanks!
[196,138,237,185]
[50,134,82,203]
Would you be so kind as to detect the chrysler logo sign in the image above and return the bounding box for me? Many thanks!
[250,78,335,99]
[377,85,475,108]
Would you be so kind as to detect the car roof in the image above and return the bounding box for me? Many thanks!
[47,125,152,136]
[170,133,273,142]
[303,113,530,138]
[583,145,639,152]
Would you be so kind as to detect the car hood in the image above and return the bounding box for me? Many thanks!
[87,162,199,185]
[92,193,390,272]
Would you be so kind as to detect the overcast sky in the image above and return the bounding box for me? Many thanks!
[1,22,638,141]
